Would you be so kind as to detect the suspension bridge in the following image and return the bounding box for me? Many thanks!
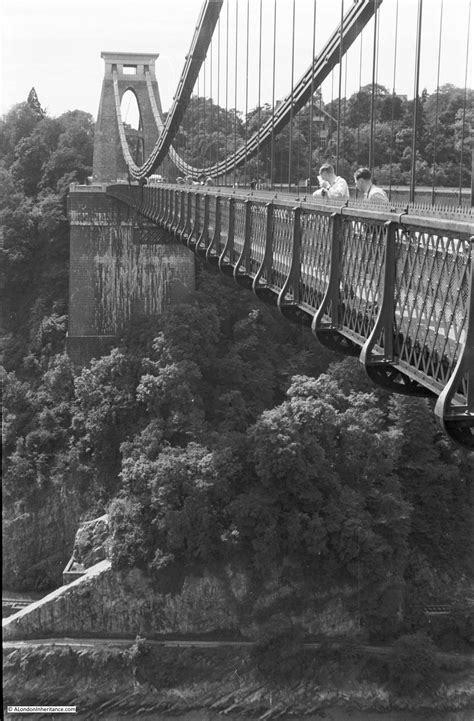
[67,0,473,447]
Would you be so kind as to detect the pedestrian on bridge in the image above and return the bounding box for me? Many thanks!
[354,167,389,203]
[312,163,349,201]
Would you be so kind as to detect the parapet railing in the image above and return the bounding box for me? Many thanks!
[105,183,474,447]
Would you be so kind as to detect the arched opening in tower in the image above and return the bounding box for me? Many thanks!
[120,89,144,167]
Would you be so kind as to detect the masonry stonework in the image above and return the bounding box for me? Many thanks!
[67,186,195,366]
[93,52,162,183]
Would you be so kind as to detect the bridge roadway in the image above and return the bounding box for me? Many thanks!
[85,182,473,446]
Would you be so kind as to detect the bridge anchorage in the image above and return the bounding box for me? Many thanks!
[68,0,473,447]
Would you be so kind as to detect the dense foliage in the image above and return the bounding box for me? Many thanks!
[170,83,473,187]
[388,632,441,695]
[325,83,473,187]
[0,98,93,370]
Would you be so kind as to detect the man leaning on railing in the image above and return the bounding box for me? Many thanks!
[312,163,350,201]
[354,167,389,203]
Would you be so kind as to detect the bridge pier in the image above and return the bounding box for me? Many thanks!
[67,184,195,366]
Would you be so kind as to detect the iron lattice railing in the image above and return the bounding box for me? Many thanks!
[106,183,474,447]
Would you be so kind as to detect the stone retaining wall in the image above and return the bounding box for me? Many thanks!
[3,559,358,641]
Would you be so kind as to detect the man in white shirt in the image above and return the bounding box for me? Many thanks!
[354,167,389,203]
[312,163,349,201]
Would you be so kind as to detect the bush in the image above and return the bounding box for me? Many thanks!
[429,605,474,651]
[108,497,150,569]
[250,614,307,685]
[388,632,440,695]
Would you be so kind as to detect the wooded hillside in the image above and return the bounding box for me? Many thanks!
[1,94,472,667]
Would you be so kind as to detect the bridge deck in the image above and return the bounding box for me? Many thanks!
[100,183,473,446]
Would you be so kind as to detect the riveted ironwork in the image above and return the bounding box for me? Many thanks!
[177,190,186,237]
[311,210,359,354]
[143,187,153,222]
[299,209,332,314]
[278,206,307,321]
[207,194,217,250]
[247,202,268,279]
[187,192,199,249]
[219,196,235,276]
[392,224,471,393]
[105,184,474,447]
[195,193,210,256]
[277,206,301,305]
[269,206,294,293]
[170,187,177,231]
[234,200,253,288]
[158,187,167,225]
[253,202,274,297]
[165,188,173,230]
[160,187,168,229]
[232,199,247,266]
[360,220,396,363]
[218,196,230,258]
[151,186,158,223]
[435,236,474,446]
[339,216,387,344]
[153,187,160,223]
[171,189,181,234]
[180,191,192,243]
[206,195,221,265]
[359,220,432,395]
[312,215,338,331]
[163,188,171,230]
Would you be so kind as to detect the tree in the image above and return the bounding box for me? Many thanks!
[10,118,63,195]
[0,103,93,372]
[171,96,244,176]
[228,363,411,625]
[109,442,230,573]
[71,349,145,499]
[26,87,45,116]
[390,396,473,570]
[423,85,474,168]
[40,110,94,192]
[136,358,206,445]
[0,102,42,166]
[388,632,440,695]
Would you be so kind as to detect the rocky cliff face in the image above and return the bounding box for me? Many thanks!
[2,485,84,592]
[63,514,110,582]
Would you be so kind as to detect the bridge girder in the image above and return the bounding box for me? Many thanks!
[106,182,474,448]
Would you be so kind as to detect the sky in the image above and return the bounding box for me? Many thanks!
[0,0,472,122]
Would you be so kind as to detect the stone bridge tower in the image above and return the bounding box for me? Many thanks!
[67,52,195,367]
[93,52,162,182]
